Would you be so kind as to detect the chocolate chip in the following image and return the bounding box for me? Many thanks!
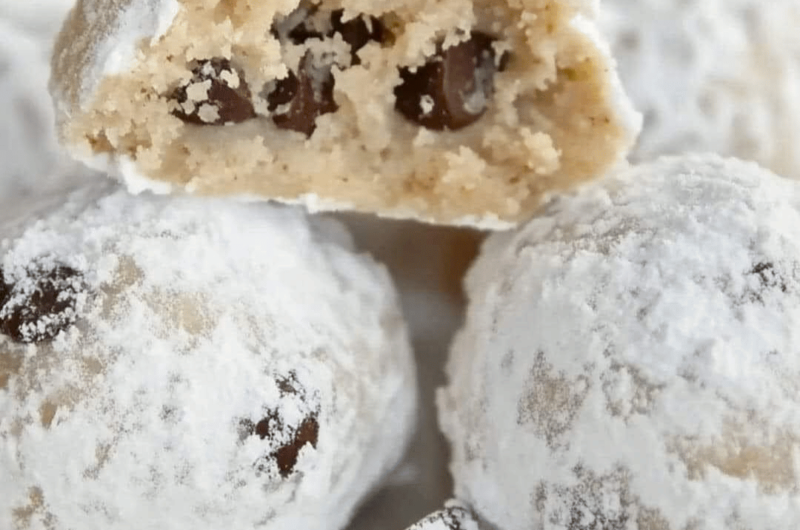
[273,417,319,477]
[288,24,325,44]
[254,414,276,440]
[394,32,504,131]
[330,10,386,64]
[0,265,83,343]
[249,411,320,478]
[264,72,299,112]
[271,53,338,137]
[171,58,255,125]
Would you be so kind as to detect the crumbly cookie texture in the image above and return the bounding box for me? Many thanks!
[50,0,639,228]
[438,155,800,530]
[601,0,800,178]
[0,185,416,530]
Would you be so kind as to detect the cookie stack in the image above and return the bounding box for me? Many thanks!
[2,0,800,529]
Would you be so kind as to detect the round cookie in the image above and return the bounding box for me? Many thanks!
[438,155,800,529]
[600,0,800,177]
[0,185,417,530]
[50,0,639,227]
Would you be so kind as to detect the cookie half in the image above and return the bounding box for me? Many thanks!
[51,0,640,227]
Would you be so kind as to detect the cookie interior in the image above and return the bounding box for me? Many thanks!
[53,0,635,225]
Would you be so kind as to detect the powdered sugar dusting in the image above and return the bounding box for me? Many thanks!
[600,0,800,178]
[439,155,800,530]
[0,185,416,530]
[95,0,180,78]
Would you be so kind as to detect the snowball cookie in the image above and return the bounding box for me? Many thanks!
[404,501,480,530]
[438,155,800,530]
[600,0,800,178]
[0,185,417,530]
[50,0,639,227]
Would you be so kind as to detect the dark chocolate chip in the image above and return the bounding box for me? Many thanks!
[272,53,338,137]
[330,10,386,64]
[264,71,299,112]
[288,24,325,44]
[0,265,83,343]
[254,415,275,440]
[394,32,503,131]
[273,417,319,477]
[249,411,319,478]
[171,58,255,125]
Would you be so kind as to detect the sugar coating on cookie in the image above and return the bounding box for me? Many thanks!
[0,185,417,530]
[600,0,800,177]
[438,155,800,530]
[50,0,639,227]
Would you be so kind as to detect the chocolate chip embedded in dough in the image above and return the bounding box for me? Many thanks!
[272,54,338,137]
[171,58,255,125]
[394,32,503,131]
[287,21,325,44]
[0,265,84,343]
[330,10,386,64]
[264,72,299,112]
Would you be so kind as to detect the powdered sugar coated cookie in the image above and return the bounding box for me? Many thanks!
[0,185,416,530]
[439,155,800,529]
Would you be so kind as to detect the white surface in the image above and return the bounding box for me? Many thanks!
[440,154,800,529]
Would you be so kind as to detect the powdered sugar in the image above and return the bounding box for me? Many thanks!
[600,0,800,178]
[439,155,800,530]
[0,185,416,530]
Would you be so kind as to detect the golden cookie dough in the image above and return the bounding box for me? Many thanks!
[51,0,640,227]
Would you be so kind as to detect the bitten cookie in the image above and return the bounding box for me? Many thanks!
[50,0,639,227]
[0,185,417,530]
[438,155,800,529]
